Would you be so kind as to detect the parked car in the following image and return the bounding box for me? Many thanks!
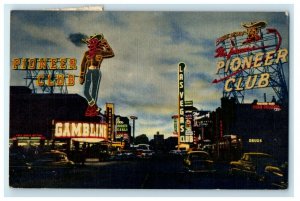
[9,152,31,177]
[229,152,287,188]
[28,150,75,176]
[183,151,215,173]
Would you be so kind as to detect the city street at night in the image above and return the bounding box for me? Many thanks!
[10,154,285,189]
[7,10,290,192]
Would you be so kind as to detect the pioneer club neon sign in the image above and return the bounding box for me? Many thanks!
[213,21,288,93]
[11,57,77,86]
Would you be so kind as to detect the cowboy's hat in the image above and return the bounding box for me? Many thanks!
[242,21,267,29]
[82,33,104,44]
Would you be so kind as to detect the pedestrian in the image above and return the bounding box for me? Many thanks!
[80,33,114,117]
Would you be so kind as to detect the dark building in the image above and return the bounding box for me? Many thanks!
[164,136,178,151]
[153,131,164,151]
[209,97,288,163]
[10,86,104,141]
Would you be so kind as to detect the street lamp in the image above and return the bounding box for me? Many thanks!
[130,115,138,146]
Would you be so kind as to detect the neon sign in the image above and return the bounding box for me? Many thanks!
[54,121,107,139]
[248,138,263,143]
[213,21,289,101]
[178,63,193,143]
[116,117,129,139]
[178,63,186,142]
[12,58,77,70]
[252,102,281,111]
[106,103,115,141]
[12,134,45,140]
[12,57,77,87]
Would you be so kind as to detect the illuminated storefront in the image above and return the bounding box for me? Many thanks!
[9,86,105,149]
[115,115,131,143]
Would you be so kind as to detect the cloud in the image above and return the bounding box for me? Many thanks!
[193,71,214,80]
[104,12,126,27]
[10,11,289,138]
[11,11,65,27]
[68,33,88,47]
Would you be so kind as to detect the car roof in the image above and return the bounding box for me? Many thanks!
[244,152,271,157]
[42,150,67,155]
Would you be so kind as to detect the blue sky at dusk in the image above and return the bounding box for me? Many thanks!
[10,11,289,138]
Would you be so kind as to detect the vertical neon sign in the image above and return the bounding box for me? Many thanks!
[106,103,115,141]
[178,63,186,143]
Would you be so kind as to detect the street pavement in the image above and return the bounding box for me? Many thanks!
[9,154,283,189]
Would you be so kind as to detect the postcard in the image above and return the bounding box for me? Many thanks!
[9,10,289,189]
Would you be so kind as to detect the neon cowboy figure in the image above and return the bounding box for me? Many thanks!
[80,34,114,116]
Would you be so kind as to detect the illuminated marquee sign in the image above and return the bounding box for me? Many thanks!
[213,21,289,96]
[252,102,281,111]
[185,114,194,143]
[12,134,45,140]
[54,121,107,139]
[11,57,77,87]
[248,138,263,143]
[106,103,115,141]
[116,125,128,132]
[116,117,129,139]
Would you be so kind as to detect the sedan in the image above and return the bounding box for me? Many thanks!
[9,152,31,178]
[28,150,75,176]
[183,151,215,173]
[229,152,287,188]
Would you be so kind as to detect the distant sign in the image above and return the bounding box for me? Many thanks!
[184,100,193,107]
[106,103,115,140]
[252,102,281,111]
[248,138,263,143]
[116,117,128,131]
[12,134,45,140]
[116,117,129,139]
